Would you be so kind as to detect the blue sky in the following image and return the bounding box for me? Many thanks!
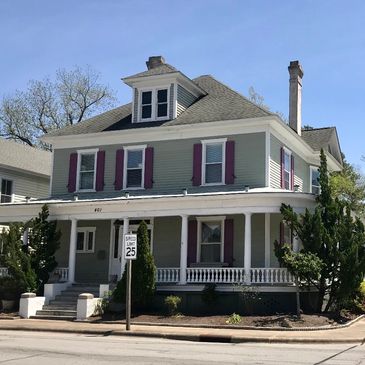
[1,0,364,168]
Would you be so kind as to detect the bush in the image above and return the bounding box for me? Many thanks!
[0,277,24,301]
[226,313,242,324]
[164,295,182,316]
[202,283,218,306]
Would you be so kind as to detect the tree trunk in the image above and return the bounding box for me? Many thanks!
[316,278,326,313]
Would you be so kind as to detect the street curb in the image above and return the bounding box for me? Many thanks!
[95,314,365,332]
[0,324,364,344]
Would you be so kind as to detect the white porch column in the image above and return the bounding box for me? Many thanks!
[121,217,129,277]
[244,213,252,284]
[22,227,29,246]
[264,213,271,267]
[293,235,300,253]
[179,215,188,285]
[68,218,77,283]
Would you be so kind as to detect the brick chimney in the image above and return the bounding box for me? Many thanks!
[146,56,165,70]
[288,61,304,136]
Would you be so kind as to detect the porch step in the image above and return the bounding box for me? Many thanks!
[35,309,77,317]
[33,283,102,321]
[30,314,75,321]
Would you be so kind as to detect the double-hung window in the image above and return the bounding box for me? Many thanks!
[77,150,97,191]
[202,139,226,185]
[124,146,146,189]
[0,179,13,203]
[76,227,96,253]
[310,166,320,195]
[139,88,169,122]
[197,217,224,263]
[141,91,153,120]
[283,149,291,190]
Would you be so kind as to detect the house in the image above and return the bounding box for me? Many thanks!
[0,57,343,315]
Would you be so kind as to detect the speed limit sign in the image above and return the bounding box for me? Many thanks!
[124,234,137,260]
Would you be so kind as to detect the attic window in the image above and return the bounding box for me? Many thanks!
[139,87,169,122]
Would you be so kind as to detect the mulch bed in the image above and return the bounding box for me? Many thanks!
[97,311,359,328]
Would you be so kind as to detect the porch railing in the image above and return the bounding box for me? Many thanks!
[156,267,294,285]
[156,268,180,283]
[0,267,9,278]
[250,268,294,284]
[53,267,69,282]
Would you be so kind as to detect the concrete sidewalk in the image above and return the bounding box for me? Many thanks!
[0,318,364,344]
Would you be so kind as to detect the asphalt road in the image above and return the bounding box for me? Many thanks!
[0,330,364,365]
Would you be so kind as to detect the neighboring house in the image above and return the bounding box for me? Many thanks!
[0,57,343,312]
[0,139,51,277]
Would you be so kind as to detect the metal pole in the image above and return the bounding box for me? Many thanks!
[126,259,132,331]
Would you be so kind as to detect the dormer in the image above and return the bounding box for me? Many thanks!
[123,56,206,124]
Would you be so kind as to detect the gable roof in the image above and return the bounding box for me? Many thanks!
[0,139,51,177]
[302,127,342,164]
[46,75,273,137]
[123,63,178,79]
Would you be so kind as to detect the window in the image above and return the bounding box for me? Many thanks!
[1,179,13,203]
[139,88,169,122]
[283,149,291,190]
[310,166,320,195]
[202,139,226,185]
[77,150,97,191]
[141,91,152,120]
[124,146,146,189]
[157,89,168,118]
[197,217,224,263]
[76,228,96,253]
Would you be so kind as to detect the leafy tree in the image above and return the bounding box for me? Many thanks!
[330,158,365,217]
[26,205,61,294]
[114,221,156,309]
[1,224,37,293]
[275,150,365,312]
[0,66,116,149]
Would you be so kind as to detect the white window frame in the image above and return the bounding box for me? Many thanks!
[76,227,96,253]
[196,216,225,264]
[283,147,292,190]
[123,145,147,190]
[310,166,321,194]
[201,138,227,186]
[138,87,170,122]
[0,178,13,203]
[76,148,98,193]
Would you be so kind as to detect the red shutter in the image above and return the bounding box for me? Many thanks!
[144,147,154,189]
[192,144,202,186]
[187,220,197,266]
[291,155,295,190]
[280,147,285,189]
[67,153,78,193]
[224,219,234,266]
[95,150,105,191]
[114,149,124,190]
[279,222,284,244]
[225,140,235,185]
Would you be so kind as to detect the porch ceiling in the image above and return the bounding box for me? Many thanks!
[0,189,315,223]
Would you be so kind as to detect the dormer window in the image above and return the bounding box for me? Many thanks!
[139,87,169,122]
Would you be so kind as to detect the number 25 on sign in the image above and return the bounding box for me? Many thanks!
[124,234,137,260]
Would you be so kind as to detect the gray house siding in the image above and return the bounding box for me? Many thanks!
[0,167,49,202]
[55,220,111,283]
[177,85,196,116]
[270,134,309,192]
[51,132,266,197]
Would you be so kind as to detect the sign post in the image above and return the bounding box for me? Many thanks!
[124,233,137,331]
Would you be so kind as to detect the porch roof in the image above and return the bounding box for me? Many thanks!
[0,187,316,223]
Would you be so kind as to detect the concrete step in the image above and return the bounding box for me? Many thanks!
[61,290,99,297]
[36,309,77,317]
[68,286,99,291]
[43,305,77,311]
[30,315,75,321]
